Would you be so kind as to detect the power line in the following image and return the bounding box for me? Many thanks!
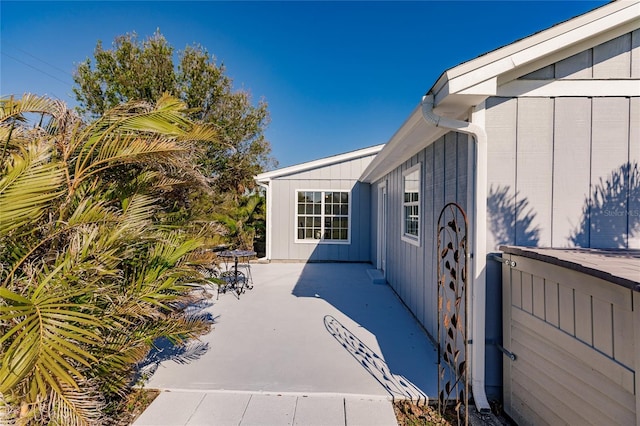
[2,51,74,87]
[4,44,72,76]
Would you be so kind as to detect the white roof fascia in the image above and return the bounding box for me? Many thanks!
[255,144,384,183]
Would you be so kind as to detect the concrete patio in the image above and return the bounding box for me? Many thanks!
[134,262,438,425]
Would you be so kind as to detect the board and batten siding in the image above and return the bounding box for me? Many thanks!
[502,252,639,425]
[485,95,639,250]
[487,29,640,250]
[373,133,470,338]
[268,154,375,261]
[520,30,640,80]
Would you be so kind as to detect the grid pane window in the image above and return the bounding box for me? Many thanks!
[297,191,322,240]
[297,190,349,242]
[403,167,420,238]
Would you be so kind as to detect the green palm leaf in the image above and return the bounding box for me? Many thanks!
[0,143,65,237]
[0,94,63,123]
[0,284,102,395]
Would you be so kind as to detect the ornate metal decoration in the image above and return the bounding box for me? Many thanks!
[436,202,469,425]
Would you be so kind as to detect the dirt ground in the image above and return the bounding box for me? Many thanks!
[394,400,515,426]
[393,400,455,425]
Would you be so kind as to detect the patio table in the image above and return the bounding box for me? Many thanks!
[218,249,256,297]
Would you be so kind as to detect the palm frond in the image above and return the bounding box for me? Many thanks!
[0,94,63,123]
[176,122,219,145]
[47,382,103,426]
[0,93,217,422]
[72,134,186,189]
[0,283,102,395]
[0,143,65,237]
[120,194,159,228]
[149,232,203,267]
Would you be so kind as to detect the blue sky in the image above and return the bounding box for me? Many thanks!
[1,1,607,168]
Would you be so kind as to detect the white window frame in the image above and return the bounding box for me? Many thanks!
[295,189,351,244]
[401,163,421,247]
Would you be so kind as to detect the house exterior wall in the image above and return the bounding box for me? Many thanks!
[485,95,639,250]
[485,30,640,251]
[367,29,639,402]
[482,30,640,400]
[371,133,470,339]
[268,154,375,261]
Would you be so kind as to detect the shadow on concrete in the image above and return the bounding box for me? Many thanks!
[292,262,437,401]
[134,298,218,382]
[324,314,427,402]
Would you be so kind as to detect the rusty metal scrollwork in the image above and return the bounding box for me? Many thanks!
[436,202,469,425]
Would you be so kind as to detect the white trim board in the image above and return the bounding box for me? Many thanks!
[498,79,640,97]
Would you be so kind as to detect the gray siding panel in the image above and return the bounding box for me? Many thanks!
[631,97,640,249]
[591,97,630,248]
[353,181,371,260]
[552,98,592,247]
[516,98,553,247]
[320,163,331,180]
[444,132,458,205]
[414,152,425,322]
[593,33,632,79]
[632,29,640,78]
[424,144,437,332]
[370,183,379,265]
[434,139,446,230]
[456,134,469,212]
[272,180,292,259]
[555,50,592,79]
[486,97,518,250]
[521,64,554,80]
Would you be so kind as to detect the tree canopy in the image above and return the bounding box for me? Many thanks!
[73,31,275,195]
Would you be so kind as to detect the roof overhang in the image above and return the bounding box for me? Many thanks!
[360,0,640,184]
[359,106,449,184]
[255,144,384,183]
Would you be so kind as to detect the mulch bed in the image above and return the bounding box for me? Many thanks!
[394,400,458,425]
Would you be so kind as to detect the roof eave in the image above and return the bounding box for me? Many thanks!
[255,144,385,183]
[360,106,453,184]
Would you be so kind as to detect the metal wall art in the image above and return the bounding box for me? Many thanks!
[436,202,469,425]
